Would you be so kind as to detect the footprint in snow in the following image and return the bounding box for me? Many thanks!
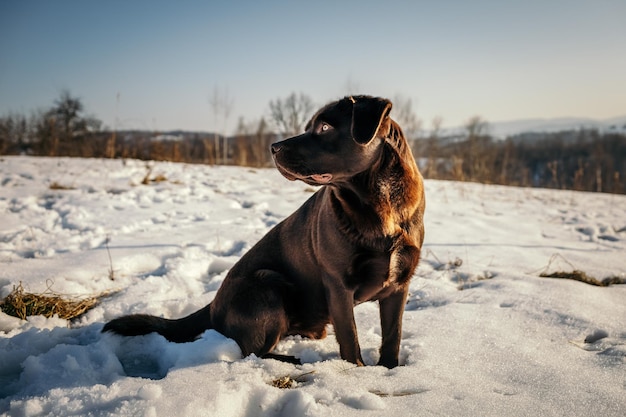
[571,329,626,358]
[575,225,620,242]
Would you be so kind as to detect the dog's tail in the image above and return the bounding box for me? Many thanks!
[102,304,213,343]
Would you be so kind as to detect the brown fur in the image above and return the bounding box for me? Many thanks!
[103,95,425,368]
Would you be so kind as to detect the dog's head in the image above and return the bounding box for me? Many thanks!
[271,95,392,186]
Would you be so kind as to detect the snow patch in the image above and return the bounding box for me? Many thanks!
[0,156,625,416]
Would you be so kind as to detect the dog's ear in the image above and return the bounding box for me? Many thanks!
[350,96,392,144]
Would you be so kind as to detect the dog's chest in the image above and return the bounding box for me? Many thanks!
[350,248,408,302]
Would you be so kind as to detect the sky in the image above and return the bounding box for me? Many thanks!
[1,0,625,134]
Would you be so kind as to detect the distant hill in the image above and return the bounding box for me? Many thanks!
[434,115,626,140]
[121,116,626,142]
[487,116,626,138]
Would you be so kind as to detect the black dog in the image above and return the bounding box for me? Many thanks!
[103,95,425,368]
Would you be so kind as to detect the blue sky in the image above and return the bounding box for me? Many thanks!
[1,0,625,133]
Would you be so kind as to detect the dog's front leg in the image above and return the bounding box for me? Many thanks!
[377,286,409,368]
[326,285,364,366]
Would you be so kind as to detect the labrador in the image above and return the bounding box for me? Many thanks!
[103,95,425,368]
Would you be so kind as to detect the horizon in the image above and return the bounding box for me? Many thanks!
[1,0,625,133]
[64,112,626,139]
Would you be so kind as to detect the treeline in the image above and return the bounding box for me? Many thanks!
[0,91,103,158]
[1,92,625,194]
[93,129,277,167]
[413,122,626,194]
[0,121,278,168]
[0,91,281,168]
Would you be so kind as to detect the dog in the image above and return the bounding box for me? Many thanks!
[103,95,425,368]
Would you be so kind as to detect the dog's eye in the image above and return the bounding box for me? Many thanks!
[317,122,332,134]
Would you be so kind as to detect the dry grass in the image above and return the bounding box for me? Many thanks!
[140,166,169,185]
[269,371,315,389]
[49,181,75,190]
[141,173,168,185]
[0,282,114,321]
[536,253,626,287]
[369,388,430,397]
[540,270,626,287]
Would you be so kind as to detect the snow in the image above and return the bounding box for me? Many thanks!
[1,155,625,417]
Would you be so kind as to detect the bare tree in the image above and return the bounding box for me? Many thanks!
[431,116,443,137]
[269,92,315,136]
[465,115,489,139]
[233,116,250,166]
[106,92,120,158]
[254,118,274,167]
[52,90,84,138]
[391,94,420,138]
[231,117,275,167]
[0,113,32,155]
[210,86,234,164]
[344,77,361,96]
[465,116,491,181]
[424,116,443,178]
[35,91,101,156]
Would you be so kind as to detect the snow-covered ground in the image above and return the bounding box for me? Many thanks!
[1,156,625,417]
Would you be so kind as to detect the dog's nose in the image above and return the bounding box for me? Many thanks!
[270,143,282,155]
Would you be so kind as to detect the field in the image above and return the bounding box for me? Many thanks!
[1,156,625,416]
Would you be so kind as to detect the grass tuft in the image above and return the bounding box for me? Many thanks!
[269,371,315,389]
[369,388,430,397]
[0,282,114,321]
[270,375,297,389]
[536,253,625,287]
[49,181,75,190]
[140,166,169,185]
[540,270,626,287]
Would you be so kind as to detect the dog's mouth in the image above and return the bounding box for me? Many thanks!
[308,173,333,184]
[275,163,333,185]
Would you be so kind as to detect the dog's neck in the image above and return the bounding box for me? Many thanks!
[328,123,423,248]
[372,126,423,237]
